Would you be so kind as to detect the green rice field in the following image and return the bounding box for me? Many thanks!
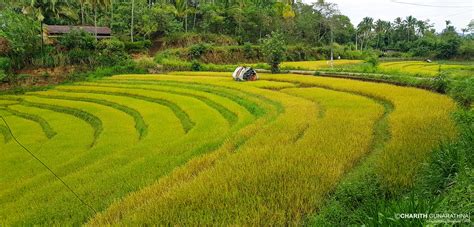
[0,72,457,225]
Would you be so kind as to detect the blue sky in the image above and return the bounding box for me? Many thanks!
[302,0,474,32]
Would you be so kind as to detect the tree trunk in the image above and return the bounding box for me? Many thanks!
[355,33,358,51]
[94,7,98,41]
[131,0,134,42]
[110,0,114,28]
[193,11,197,31]
[40,21,44,65]
[185,14,188,32]
[80,2,84,25]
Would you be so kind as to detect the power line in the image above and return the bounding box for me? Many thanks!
[0,115,97,214]
[390,0,474,8]
[446,10,473,17]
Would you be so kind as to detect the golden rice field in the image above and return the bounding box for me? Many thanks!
[378,61,474,78]
[0,72,457,225]
[281,60,473,79]
[280,60,362,70]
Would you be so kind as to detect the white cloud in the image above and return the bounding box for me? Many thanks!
[302,0,474,32]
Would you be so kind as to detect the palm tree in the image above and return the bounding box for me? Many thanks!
[374,19,389,49]
[22,0,78,64]
[404,15,416,41]
[78,0,87,24]
[86,0,111,39]
[24,0,78,23]
[357,17,373,50]
[174,0,189,32]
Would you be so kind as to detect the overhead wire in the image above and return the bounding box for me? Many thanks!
[0,114,97,214]
[390,0,474,8]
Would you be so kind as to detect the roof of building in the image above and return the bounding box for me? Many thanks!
[46,25,112,35]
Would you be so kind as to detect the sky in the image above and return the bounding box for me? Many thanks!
[302,0,474,32]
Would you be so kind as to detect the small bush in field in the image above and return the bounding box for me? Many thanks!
[430,73,448,93]
[262,31,286,73]
[365,55,379,68]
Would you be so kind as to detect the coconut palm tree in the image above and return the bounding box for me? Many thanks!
[86,0,111,39]
[404,15,416,41]
[174,0,189,32]
[23,0,78,24]
[357,17,373,50]
[21,0,78,64]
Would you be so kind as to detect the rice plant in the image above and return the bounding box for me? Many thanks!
[0,72,457,225]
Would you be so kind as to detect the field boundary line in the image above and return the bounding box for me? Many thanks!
[28,93,148,140]
[99,78,275,117]
[3,106,57,139]
[68,83,239,127]
[52,88,195,133]
[20,99,103,147]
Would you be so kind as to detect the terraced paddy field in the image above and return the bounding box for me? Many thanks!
[0,72,458,225]
[378,61,474,78]
[279,60,362,70]
[284,60,474,79]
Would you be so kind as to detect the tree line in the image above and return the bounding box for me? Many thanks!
[1,0,473,64]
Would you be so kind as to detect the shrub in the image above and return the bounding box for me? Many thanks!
[0,10,41,68]
[136,58,156,70]
[365,54,380,68]
[436,36,461,59]
[430,74,448,93]
[0,57,11,71]
[68,48,95,65]
[262,31,286,73]
[191,60,202,71]
[162,32,237,48]
[448,78,474,107]
[189,43,209,59]
[0,37,10,55]
[60,28,96,50]
[97,39,126,52]
[0,69,6,81]
[95,39,129,66]
[243,42,255,59]
[458,39,474,60]
[125,40,152,53]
